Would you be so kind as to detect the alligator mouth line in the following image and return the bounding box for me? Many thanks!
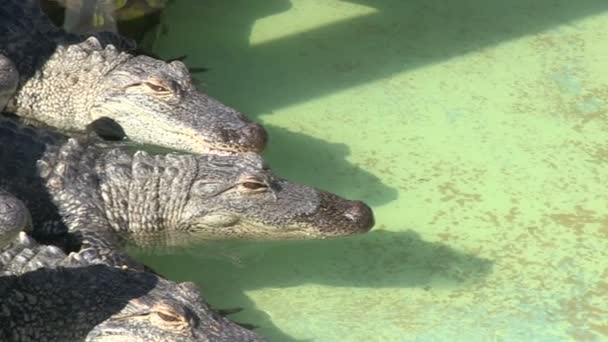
[85,116,259,154]
[182,129,257,154]
[217,218,371,240]
[223,224,340,240]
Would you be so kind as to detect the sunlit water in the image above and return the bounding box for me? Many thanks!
[133,1,608,340]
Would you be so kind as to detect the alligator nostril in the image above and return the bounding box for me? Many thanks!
[238,123,268,152]
[343,201,375,232]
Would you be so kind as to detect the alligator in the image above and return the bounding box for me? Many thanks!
[0,193,265,341]
[0,235,267,341]
[0,0,267,154]
[0,267,270,341]
[0,117,374,268]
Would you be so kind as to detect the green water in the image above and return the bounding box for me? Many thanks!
[135,1,608,340]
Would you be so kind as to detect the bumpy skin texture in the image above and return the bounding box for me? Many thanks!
[0,192,31,250]
[0,248,267,341]
[0,232,72,276]
[0,54,18,110]
[0,118,374,268]
[0,0,267,153]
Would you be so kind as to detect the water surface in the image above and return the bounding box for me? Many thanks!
[137,1,608,340]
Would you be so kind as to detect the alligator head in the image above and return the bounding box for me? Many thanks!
[179,153,375,240]
[84,273,266,342]
[91,54,268,154]
[0,227,265,341]
[0,263,266,341]
[96,150,375,246]
[9,36,267,154]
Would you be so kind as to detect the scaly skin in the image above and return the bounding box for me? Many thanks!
[1,231,71,276]
[0,236,267,341]
[0,55,18,110]
[0,192,31,250]
[0,0,267,154]
[0,117,374,268]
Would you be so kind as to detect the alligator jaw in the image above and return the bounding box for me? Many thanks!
[171,125,268,154]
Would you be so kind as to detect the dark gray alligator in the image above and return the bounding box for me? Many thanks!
[0,0,267,154]
[0,117,374,268]
[0,193,265,341]
[0,235,267,341]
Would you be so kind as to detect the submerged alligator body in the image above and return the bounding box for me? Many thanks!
[0,0,267,154]
[0,235,266,341]
[0,117,374,268]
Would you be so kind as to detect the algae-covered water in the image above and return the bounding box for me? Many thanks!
[135,1,608,340]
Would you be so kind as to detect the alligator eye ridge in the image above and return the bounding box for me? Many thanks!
[144,82,170,93]
[156,311,180,322]
[241,182,267,190]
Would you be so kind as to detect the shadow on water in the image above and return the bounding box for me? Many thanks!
[262,124,398,206]
[136,229,493,341]
[159,0,608,116]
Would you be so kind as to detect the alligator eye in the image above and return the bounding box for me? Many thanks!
[156,311,180,322]
[144,82,170,93]
[241,182,267,191]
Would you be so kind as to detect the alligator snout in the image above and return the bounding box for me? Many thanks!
[342,200,375,233]
[298,192,375,237]
[219,123,268,152]
[236,123,268,152]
